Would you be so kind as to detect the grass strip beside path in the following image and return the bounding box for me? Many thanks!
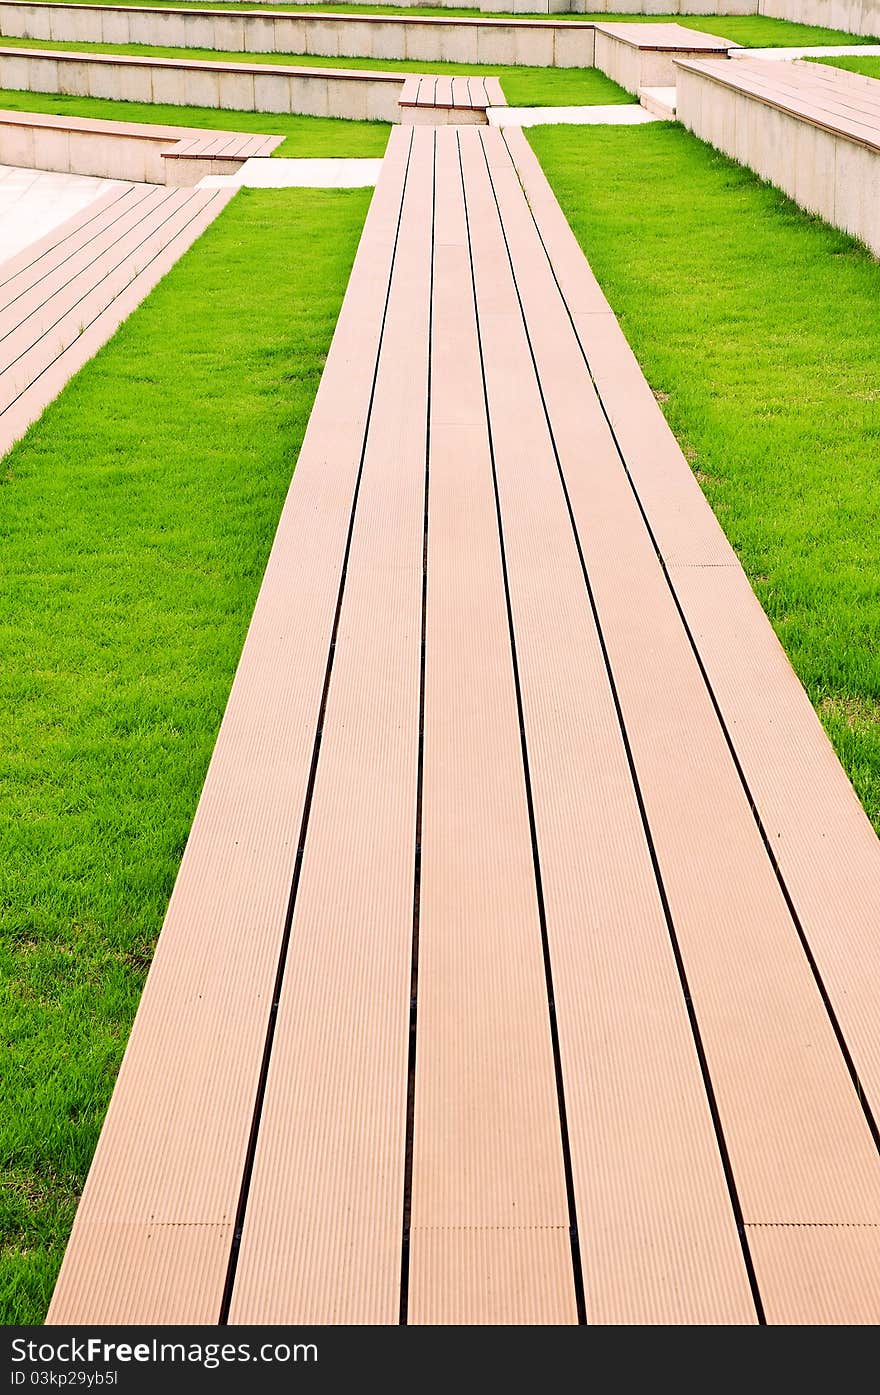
[810,54,880,78]
[0,185,371,1325]
[529,122,880,831]
[0,85,391,151]
[0,35,634,103]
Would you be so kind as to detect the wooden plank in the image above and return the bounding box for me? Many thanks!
[407,126,576,1326]
[484,77,506,108]
[461,126,755,1325]
[500,126,880,1322]
[227,126,432,1325]
[450,76,472,109]
[47,134,413,1324]
[433,75,454,109]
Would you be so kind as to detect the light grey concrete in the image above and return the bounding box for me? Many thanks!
[0,162,125,264]
[488,100,661,121]
[199,154,383,186]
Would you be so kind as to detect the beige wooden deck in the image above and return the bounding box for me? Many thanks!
[47,123,880,1327]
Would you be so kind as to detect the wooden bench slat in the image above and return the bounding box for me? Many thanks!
[484,77,506,108]
[450,76,472,109]
[399,74,419,107]
[433,75,453,109]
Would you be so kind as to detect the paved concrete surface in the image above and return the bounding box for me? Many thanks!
[488,104,660,127]
[199,157,384,188]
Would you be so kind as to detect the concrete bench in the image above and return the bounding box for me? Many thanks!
[592,21,736,95]
[0,44,407,120]
[399,72,505,123]
[0,105,280,182]
[0,2,597,68]
[675,56,880,256]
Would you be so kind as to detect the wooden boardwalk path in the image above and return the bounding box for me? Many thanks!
[48,124,880,1326]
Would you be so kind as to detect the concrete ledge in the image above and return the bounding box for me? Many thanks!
[0,3,599,67]
[0,105,280,181]
[593,21,735,94]
[675,57,880,255]
[0,45,407,119]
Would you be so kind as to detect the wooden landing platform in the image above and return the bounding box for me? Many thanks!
[48,124,880,1327]
[399,73,504,125]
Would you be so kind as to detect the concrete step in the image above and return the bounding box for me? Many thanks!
[639,85,677,120]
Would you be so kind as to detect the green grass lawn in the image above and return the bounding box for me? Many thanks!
[0,184,370,1326]
[0,85,390,152]
[810,53,880,78]
[529,122,880,832]
[22,2,879,45]
[0,35,633,103]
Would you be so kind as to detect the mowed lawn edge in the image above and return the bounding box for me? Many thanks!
[0,185,371,1325]
[529,122,880,832]
[810,54,880,78]
[0,86,392,154]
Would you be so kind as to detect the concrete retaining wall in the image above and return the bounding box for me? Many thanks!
[147,0,756,11]
[0,3,597,66]
[0,46,405,119]
[675,60,880,256]
[759,0,880,37]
